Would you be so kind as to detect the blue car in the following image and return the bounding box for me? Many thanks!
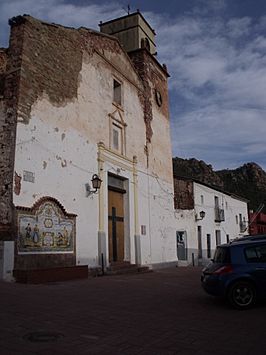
[201,235,266,309]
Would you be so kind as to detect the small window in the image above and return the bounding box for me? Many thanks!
[214,196,219,208]
[109,109,126,155]
[226,234,230,243]
[141,225,147,235]
[225,202,228,210]
[113,79,122,106]
[207,234,211,258]
[113,128,119,150]
[198,226,202,259]
[112,124,122,152]
[215,230,221,246]
[236,215,238,224]
[200,195,204,205]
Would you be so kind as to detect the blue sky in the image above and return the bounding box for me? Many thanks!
[1,0,266,171]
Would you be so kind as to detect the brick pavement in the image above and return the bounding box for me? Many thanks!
[0,267,266,355]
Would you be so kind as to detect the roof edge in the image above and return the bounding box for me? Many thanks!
[174,175,249,202]
[99,11,156,35]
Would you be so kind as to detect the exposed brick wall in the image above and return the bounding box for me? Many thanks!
[150,64,170,119]
[129,49,153,143]
[0,48,7,96]
[10,16,83,124]
[0,49,7,73]
[174,178,194,210]
[79,27,123,55]
[129,49,170,144]
[9,16,125,124]
[0,20,25,240]
[249,212,266,235]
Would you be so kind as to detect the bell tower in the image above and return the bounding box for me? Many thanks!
[99,11,156,55]
[100,10,171,177]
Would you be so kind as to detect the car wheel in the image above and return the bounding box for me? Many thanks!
[228,281,256,309]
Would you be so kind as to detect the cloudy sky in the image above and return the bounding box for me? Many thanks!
[1,0,266,171]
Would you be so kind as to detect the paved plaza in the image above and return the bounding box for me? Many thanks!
[0,267,265,355]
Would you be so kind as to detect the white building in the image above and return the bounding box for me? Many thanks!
[174,177,249,266]
[0,12,178,280]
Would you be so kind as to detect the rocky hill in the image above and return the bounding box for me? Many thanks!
[173,157,266,212]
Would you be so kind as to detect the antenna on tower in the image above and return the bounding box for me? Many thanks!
[123,4,131,15]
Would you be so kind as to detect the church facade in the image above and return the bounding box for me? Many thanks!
[0,12,177,279]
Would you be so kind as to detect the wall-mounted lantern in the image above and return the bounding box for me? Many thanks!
[195,210,206,221]
[86,174,102,196]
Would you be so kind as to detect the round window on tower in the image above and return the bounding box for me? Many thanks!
[155,89,163,107]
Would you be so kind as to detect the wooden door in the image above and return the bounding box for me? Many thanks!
[108,189,124,262]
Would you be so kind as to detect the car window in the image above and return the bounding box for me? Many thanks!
[213,247,230,263]
[245,244,266,263]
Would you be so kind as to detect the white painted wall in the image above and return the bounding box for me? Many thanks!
[194,182,249,244]
[174,182,249,266]
[138,170,177,267]
[13,49,177,268]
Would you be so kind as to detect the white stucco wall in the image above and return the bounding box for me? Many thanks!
[194,182,249,239]
[13,48,177,268]
[138,170,176,267]
[174,182,249,266]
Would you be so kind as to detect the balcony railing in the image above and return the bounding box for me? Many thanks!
[215,208,225,222]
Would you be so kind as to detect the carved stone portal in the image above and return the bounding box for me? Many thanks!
[16,197,76,254]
